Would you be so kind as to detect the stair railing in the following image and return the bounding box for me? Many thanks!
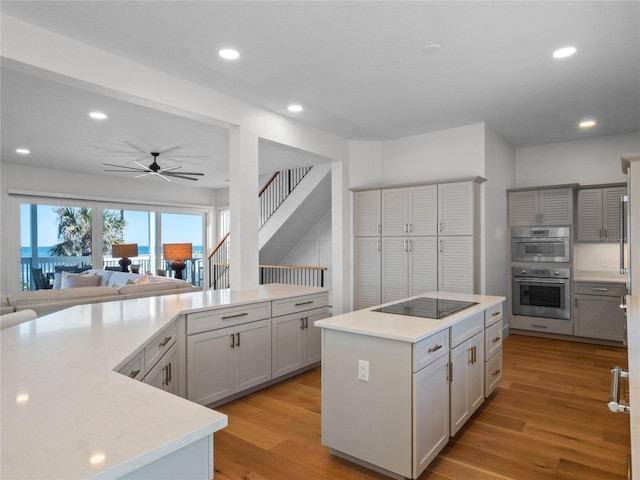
[259,166,312,228]
[207,232,230,290]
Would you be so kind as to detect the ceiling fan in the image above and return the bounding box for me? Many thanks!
[104,151,204,182]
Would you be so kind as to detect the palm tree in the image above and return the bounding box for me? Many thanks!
[49,207,126,256]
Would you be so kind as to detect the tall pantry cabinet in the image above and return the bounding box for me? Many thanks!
[354,178,483,309]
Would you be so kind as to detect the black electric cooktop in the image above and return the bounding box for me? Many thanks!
[373,297,478,320]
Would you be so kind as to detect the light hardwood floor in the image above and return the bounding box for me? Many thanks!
[212,334,630,479]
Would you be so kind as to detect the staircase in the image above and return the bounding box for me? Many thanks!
[208,163,331,289]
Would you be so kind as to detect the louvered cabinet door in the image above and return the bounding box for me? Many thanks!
[355,190,382,236]
[438,182,474,235]
[408,185,438,236]
[577,189,603,242]
[354,237,381,310]
[438,236,474,294]
[382,188,408,236]
[539,188,573,225]
[408,237,438,297]
[603,186,627,242]
[382,238,409,303]
[508,190,539,226]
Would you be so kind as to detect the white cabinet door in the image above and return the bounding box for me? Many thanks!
[304,308,329,364]
[577,189,603,242]
[438,236,474,294]
[409,237,438,297]
[272,313,304,378]
[382,189,408,236]
[408,185,438,236]
[354,190,381,237]
[413,354,449,478]
[234,320,272,393]
[354,237,381,309]
[508,190,539,226]
[450,331,484,436]
[382,237,409,303]
[603,186,627,241]
[187,327,235,405]
[145,343,178,396]
[574,295,626,342]
[438,182,474,235]
[539,188,573,225]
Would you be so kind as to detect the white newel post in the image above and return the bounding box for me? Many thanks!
[229,126,260,290]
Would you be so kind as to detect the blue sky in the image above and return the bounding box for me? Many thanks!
[21,205,203,247]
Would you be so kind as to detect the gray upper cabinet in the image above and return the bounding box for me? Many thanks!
[354,190,381,237]
[508,188,573,226]
[382,185,437,236]
[438,182,474,235]
[576,185,627,242]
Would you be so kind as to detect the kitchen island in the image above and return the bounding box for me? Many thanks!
[1,284,326,480]
[316,291,505,480]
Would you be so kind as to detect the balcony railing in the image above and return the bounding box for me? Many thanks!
[259,166,312,229]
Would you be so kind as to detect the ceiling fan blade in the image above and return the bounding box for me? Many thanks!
[164,172,200,181]
[134,172,153,179]
[160,165,182,172]
[103,163,145,171]
[157,145,182,155]
[167,171,204,176]
[157,173,172,182]
[134,160,150,170]
[123,141,149,154]
[104,169,147,173]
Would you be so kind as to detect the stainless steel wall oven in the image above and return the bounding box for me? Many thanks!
[511,227,570,263]
[512,267,571,320]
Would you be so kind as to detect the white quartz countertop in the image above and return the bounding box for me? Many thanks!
[1,284,326,480]
[315,291,505,343]
[573,270,628,284]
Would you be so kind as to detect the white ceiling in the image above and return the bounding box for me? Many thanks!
[1,1,639,188]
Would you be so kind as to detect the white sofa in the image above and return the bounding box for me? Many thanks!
[2,269,202,317]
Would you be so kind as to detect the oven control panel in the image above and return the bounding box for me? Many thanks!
[512,267,570,279]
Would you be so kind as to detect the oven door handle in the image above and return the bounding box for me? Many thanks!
[513,278,568,284]
[512,240,566,244]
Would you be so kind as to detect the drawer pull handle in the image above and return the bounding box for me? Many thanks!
[492,336,501,343]
[428,344,442,353]
[295,300,314,306]
[158,336,172,347]
[592,288,609,292]
[129,369,141,379]
[492,311,500,317]
[222,312,249,320]
[230,333,235,348]
[492,369,501,376]
[531,324,548,329]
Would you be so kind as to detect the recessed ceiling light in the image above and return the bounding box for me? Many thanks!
[89,112,107,120]
[219,48,240,60]
[16,148,30,154]
[553,46,576,59]
[579,120,596,128]
[288,104,303,113]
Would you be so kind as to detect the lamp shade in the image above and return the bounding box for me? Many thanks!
[112,243,138,258]
[163,243,192,260]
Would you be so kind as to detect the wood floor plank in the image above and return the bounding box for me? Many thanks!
[212,334,630,480]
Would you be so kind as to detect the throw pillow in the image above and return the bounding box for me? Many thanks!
[52,273,63,289]
[134,275,149,285]
[65,273,101,288]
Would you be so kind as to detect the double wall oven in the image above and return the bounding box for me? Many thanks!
[511,227,571,322]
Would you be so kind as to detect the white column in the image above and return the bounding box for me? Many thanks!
[331,159,350,314]
[229,126,259,290]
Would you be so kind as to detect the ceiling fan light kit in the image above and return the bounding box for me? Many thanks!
[103,151,205,182]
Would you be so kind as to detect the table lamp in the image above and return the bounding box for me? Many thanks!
[111,243,138,272]
[163,243,192,280]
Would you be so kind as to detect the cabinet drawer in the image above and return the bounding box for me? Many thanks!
[272,293,329,317]
[186,302,271,335]
[574,282,626,297]
[450,312,483,348]
[117,350,145,381]
[413,329,449,373]
[485,321,502,359]
[484,303,503,327]
[510,315,573,335]
[145,322,176,371]
[485,351,502,397]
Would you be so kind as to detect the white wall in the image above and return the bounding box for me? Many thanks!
[515,131,640,187]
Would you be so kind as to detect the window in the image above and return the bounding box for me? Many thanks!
[103,209,154,274]
[161,213,205,285]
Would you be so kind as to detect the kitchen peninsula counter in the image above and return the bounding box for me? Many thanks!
[1,284,325,480]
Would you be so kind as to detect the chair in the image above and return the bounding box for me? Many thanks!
[32,268,53,290]
[55,266,80,273]
[130,264,140,274]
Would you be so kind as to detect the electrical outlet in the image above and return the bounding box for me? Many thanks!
[601,258,608,267]
[358,360,369,382]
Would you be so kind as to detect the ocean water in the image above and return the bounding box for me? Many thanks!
[21,246,203,257]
